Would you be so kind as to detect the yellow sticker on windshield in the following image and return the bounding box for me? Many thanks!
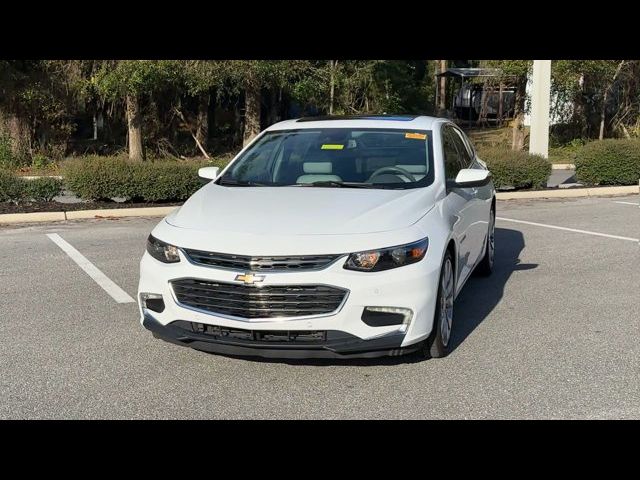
[321,144,344,150]
[405,132,427,140]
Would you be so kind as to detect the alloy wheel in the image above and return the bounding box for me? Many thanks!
[440,258,454,347]
[488,209,495,268]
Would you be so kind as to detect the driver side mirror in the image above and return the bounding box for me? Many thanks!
[198,166,220,182]
[452,169,491,188]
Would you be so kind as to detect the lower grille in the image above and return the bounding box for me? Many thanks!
[171,278,348,319]
[173,321,327,344]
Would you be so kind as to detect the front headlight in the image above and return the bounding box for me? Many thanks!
[146,235,180,263]
[344,238,428,272]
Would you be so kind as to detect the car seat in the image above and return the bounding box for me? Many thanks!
[296,162,342,184]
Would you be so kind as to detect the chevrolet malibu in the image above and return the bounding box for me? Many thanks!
[138,115,495,359]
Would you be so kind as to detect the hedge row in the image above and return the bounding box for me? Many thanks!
[0,170,64,202]
[3,139,639,203]
[477,147,551,189]
[62,156,219,201]
[574,139,640,185]
[1,156,228,203]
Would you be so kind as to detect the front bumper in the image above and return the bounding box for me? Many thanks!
[138,242,442,358]
[143,313,417,359]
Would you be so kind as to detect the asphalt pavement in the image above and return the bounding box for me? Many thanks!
[0,195,638,419]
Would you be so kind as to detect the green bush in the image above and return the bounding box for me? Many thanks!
[63,155,134,200]
[574,139,640,186]
[62,156,213,202]
[31,153,52,170]
[477,147,551,190]
[0,134,16,169]
[24,177,64,202]
[548,138,585,165]
[127,162,204,201]
[0,169,25,202]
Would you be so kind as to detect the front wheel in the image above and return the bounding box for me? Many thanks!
[421,250,455,359]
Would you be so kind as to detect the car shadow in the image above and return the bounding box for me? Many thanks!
[217,227,534,367]
[447,227,535,354]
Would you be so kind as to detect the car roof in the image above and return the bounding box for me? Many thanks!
[265,115,444,132]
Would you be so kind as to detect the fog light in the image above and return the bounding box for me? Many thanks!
[140,293,165,313]
[362,306,412,328]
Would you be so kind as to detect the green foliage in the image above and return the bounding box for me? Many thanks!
[477,147,551,189]
[291,60,434,116]
[31,153,51,169]
[126,161,204,202]
[62,156,229,202]
[1,170,62,203]
[24,177,63,201]
[0,169,24,202]
[574,139,640,185]
[0,134,16,168]
[4,59,640,164]
[482,60,531,78]
[91,60,183,99]
[63,155,132,200]
[182,60,230,97]
[548,138,585,164]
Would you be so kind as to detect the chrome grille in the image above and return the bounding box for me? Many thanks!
[182,249,340,272]
[171,278,348,319]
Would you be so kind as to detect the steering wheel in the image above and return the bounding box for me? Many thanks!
[367,166,417,183]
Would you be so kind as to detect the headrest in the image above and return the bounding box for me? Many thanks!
[303,162,333,174]
[396,164,427,174]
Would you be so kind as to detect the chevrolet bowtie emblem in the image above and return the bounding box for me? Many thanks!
[234,273,265,285]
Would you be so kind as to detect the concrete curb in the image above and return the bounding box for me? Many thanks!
[0,211,67,224]
[550,163,575,170]
[64,206,179,220]
[0,206,178,224]
[497,185,638,200]
[19,175,64,180]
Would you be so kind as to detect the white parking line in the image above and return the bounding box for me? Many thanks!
[496,217,639,243]
[46,233,135,303]
[614,201,639,206]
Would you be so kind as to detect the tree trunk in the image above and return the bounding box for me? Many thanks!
[195,93,210,150]
[437,60,447,114]
[243,83,261,147]
[598,87,609,140]
[572,73,587,138]
[511,76,527,151]
[126,94,144,161]
[266,89,279,126]
[329,60,337,115]
[0,108,31,161]
[599,60,626,140]
[92,114,98,141]
[232,102,242,147]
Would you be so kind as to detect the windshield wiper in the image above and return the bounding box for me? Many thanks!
[295,180,375,189]
[217,178,271,187]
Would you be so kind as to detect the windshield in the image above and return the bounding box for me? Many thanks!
[217,128,434,189]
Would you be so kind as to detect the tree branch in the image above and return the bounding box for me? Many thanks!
[174,107,210,159]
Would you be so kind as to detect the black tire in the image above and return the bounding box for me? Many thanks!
[476,206,495,277]
[421,250,455,359]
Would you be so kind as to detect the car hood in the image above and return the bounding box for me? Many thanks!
[166,184,438,235]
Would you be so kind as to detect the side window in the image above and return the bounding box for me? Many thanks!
[442,127,462,180]
[450,127,473,168]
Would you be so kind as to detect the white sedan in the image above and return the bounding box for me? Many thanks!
[138,115,495,359]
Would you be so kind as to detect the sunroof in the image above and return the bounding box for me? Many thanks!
[297,114,418,122]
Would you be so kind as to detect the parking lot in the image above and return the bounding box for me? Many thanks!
[0,195,638,419]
